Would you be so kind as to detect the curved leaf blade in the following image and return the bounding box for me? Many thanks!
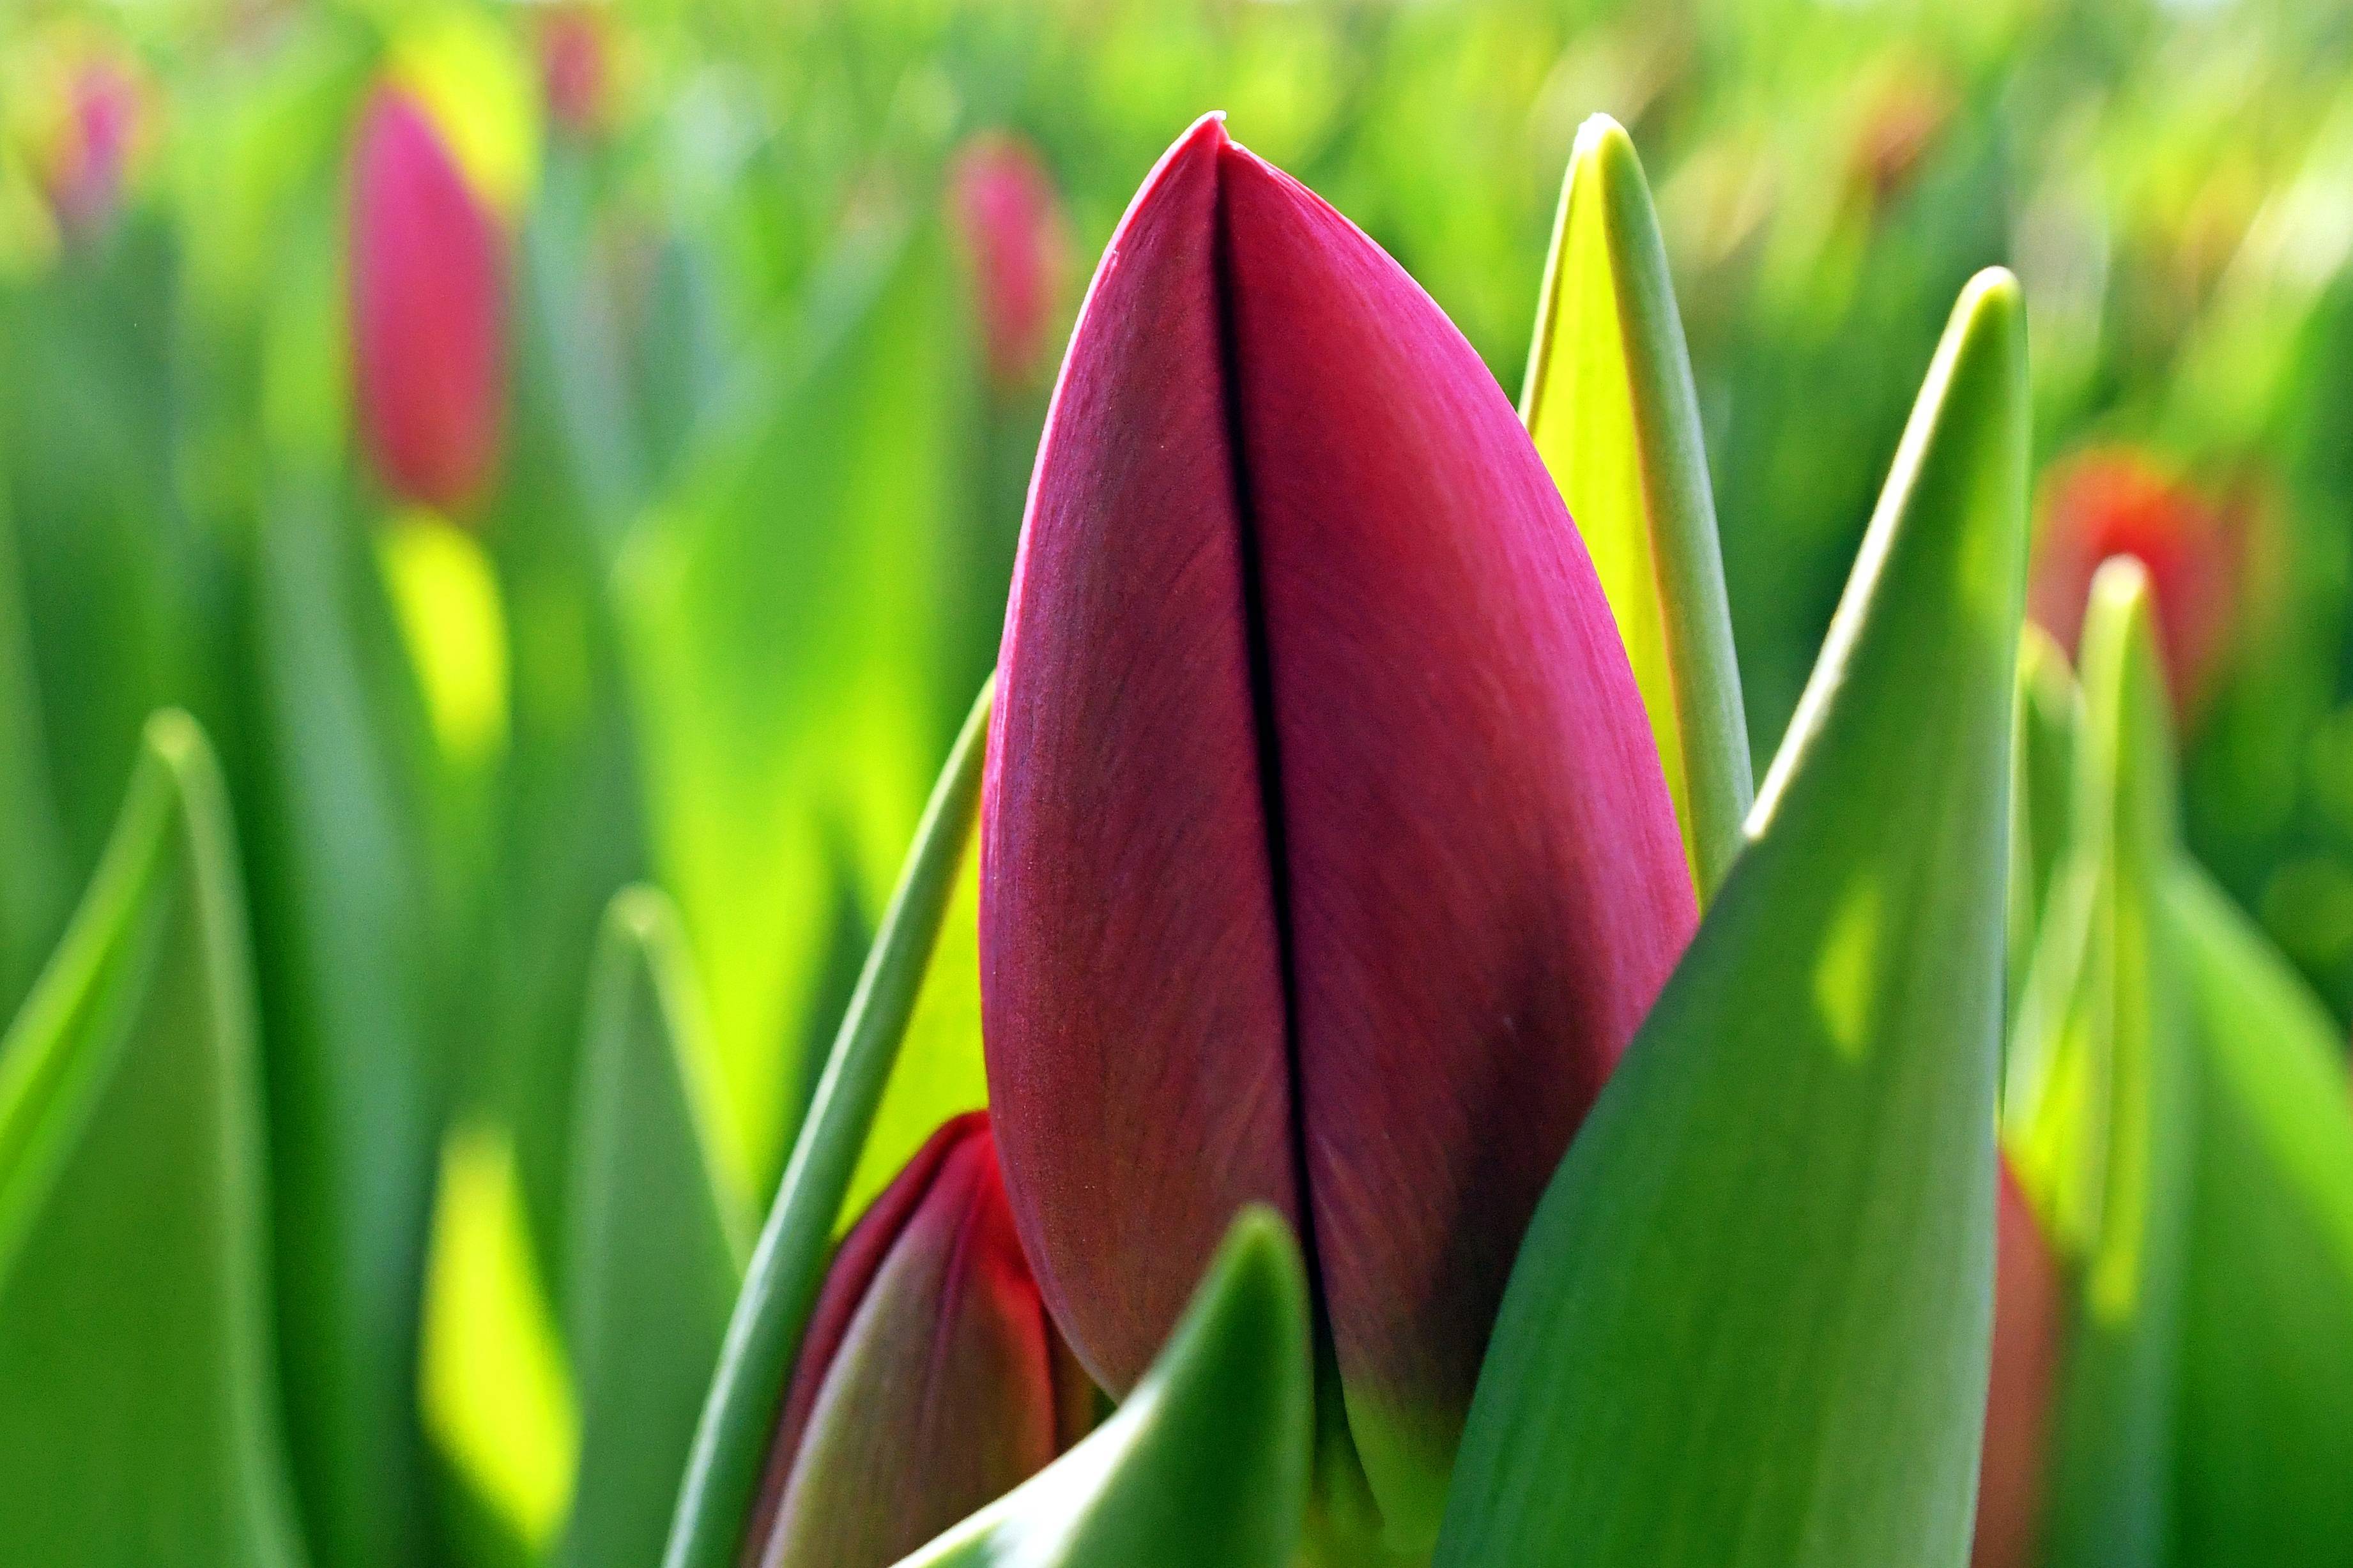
[2167,862,2353,1565]
[0,712,305,1567]
[1439,270,2028,1568]
[1522,113,1751,900]
[661,679,992,1568]
[559,887,747,1568]
[897,1208,1311,1568]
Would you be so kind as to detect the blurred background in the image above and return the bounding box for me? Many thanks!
[3,0,2352,1560]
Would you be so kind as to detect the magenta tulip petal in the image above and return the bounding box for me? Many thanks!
[744,1114,1092,1568]
[981,118,1302,1392]
[1218,139,1695,1526]
[983,114,1694,1547]
[349,88,507,515]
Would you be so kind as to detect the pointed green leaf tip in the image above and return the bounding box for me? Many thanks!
[899,1207,1312,1568]
[1522,112,1752,901]
[2007,561,2191,1568]
[663,678,992,1568]
[1437,269,2028,1568]
[560,886,746,1568]
[0,712,305,1567]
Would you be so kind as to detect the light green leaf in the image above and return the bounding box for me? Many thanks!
[897,1208,1312,1568]
[1522,113,1751,901]
[1437,270,2028,1568]
[621,217,977,1199]
[0,712,305,1567]
[661,681,991,1568]
[2004,562,2193,1568]
[2166,860,2353,1566]
[559,887,747,1568]
[2008,625,2079,1031]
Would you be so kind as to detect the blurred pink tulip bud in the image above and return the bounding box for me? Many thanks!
[949,132,1070,392]
[979,113,1696,1548]
[348,86,508,516]
[1973,1159,2063,1568]
[2028,448,2240,720]
[739,1113,1094,1568]
[539,5,613,139]
[38,55,141,242]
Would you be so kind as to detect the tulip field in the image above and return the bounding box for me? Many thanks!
[6,1,2353,1565]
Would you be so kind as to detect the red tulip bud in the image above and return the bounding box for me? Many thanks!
[2028,448,2239,720]
[979,114,1696,1549]
[38,55,141,243]
[949,133,1070,393]
[739,1113,1093,1568]
[348,86,508,515]
[1974,1158,2064,1568]
[539,6,613,140]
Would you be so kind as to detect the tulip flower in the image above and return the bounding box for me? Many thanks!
[980,114,1696,1549]
[1974,1157,2064,1568]
[539,6,613,140]
[2027,449,2238,721]
[739,1113,1094,1568]
[348,86,509,515]
[949,133,1070,392]
[34,53,140,243]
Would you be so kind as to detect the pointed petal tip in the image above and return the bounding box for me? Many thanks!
[1570,112,1638,174]
[139,707,210,775]
[599,882,680,952]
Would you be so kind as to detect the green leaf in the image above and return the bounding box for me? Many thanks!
[0,712,305,1567]
[2008,625,2080,1031]
[898,1208,1312,1568]
[2004,562,2193,1568]
[1521,113,1752,901]
[620,217,977,1198]
[2166,861,2353,1565]
[1437,270,2028,1568]
[661,680,992,1568]
[558,887,747,1568]
[0,476,67,1016]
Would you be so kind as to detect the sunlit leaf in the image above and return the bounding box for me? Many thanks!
[2004,563,2193,1568]
[2008,625,2078,1030]
[621,217,976,1198]
[898,1208,1312,1568]
[420,1122,579,1557]
[0,712,305,1567]
[662,681,990,1568]
[1437,270,2028,1568]
[558,887,747,1568]
[1521,112,1751,901]
[2167,860,2353,1565]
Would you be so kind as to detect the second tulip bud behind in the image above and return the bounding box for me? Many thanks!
[981,112,1697,1551]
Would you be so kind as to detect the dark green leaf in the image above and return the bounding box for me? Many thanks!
[0,712,305,1567]
[559,887,747,1568]
[1437,270,2028,1568]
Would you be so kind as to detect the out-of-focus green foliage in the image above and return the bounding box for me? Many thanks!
[3,2,2353,1566]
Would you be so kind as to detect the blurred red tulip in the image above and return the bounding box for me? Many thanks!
[949,133,1070,392]
[979,113,1695,1548]
[1973,1158,2064,1568]
[38,55,140,242]
[2028,449,2239,719]
[739,1113,1093,1568]
[539,5,613,139]
[348,86,508,515]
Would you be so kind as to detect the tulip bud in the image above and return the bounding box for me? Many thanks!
[949,133,1070,393]
[348,86,508,516]
[740,1113,1093,1568]
[1974,1158,2063,1568]
[34,53,141,243]
[980,114,1696,1549]
[539,6,613,141]
[2028,448,2239,721]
